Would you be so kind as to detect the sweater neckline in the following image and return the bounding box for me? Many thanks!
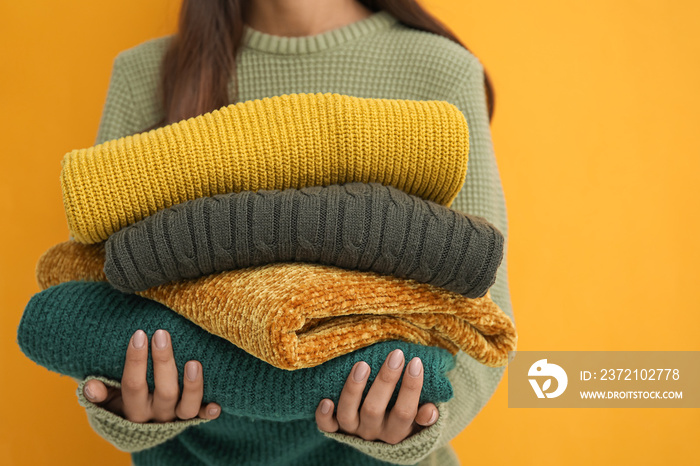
[241,10,398,55]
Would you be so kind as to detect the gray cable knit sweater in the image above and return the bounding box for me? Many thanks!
[104,183,503,296]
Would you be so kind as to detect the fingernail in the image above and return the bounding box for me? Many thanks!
[185,362,199,381]
[388,349,404,370]
[320,399,332,415]
[154,329,167,349]
[84,385,95,400]
[408,357,422,377]
[353,362,369,382]
[428,409,438,425]
[208,406,220,416]
[132,330,146,349]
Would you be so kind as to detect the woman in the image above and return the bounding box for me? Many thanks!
[78,0,513,464]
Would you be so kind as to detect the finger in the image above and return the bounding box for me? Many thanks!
[121,329,151,423]
[358,349,404,439]
[175,361,204,419]
[335,361,370,434]
[415,403,439,427]
[198,402,222,420]
[83,379,109,404]
[151,329,180,422]
[315,399,339,433]
[383,357,424,444]
[84,379,127,417]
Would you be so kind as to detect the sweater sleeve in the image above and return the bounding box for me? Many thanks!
[76,376,209,452]
[94,53,147,145]
[321,56,515,465]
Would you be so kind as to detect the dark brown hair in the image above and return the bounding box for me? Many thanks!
[155,0,495,129]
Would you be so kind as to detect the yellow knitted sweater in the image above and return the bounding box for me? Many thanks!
[61,93,469,244]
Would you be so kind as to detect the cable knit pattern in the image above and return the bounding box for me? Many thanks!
[62,92,469,244]
[37,241,517,369]
[18,281,455,422]
[104,182,503,296]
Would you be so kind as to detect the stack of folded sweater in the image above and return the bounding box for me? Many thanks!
[18,93,517,465]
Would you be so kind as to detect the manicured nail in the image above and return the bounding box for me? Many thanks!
[408,357,422,377]
[320,399,332,415]
[353,361,369,382]
[154,329,167,349]
[208,406,220,416]
[132,330,146,349]
[84,385,95,400]
[388,349,404,370]
[185,362,199,381]
[428,409,438,425]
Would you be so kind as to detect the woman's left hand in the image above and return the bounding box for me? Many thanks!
[315,349,439,445]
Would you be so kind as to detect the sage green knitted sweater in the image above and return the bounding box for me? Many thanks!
[82,9,514,465]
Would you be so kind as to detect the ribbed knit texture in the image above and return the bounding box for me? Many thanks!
[132,416,401,465]
[63,92,469,244]
[104,183,503,297]
[18,281,455,422]
[130,416,404,466]
[75,9,514,465]
[37,241,516,369]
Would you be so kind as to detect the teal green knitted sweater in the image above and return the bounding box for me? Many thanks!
[17,281,456,465]
[82,9,514,465]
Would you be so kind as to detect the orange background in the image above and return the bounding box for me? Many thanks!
[1,0,698,464]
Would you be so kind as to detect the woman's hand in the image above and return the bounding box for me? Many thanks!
[81,329,221,423]
[315,349,439,445]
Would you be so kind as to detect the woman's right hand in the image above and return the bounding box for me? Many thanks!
[81,329,221,423]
